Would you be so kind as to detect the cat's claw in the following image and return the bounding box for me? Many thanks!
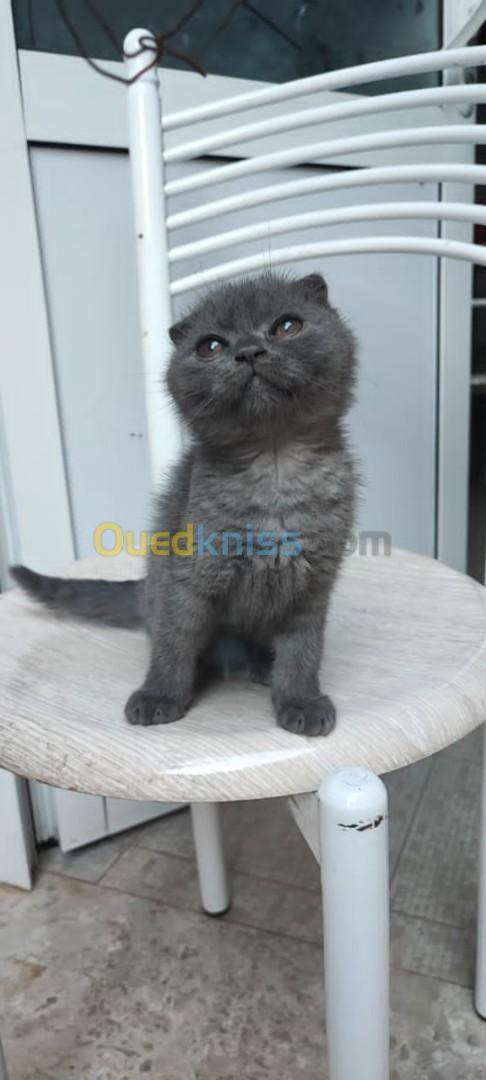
[276,694,336,737]
[125,689,186,726]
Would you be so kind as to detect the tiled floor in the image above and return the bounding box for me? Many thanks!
[1,729,485,1078]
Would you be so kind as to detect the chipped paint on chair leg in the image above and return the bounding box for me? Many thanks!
[319,768,390,1080]
[475,723,486,1019]
[191,803,230,916]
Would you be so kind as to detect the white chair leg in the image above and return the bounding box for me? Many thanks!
[0,1037,9,1080]
[475,722,486,1019]
[191,802,230,916]
[319,768,390,1080]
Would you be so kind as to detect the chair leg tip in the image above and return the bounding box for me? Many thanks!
[203,902,232,918]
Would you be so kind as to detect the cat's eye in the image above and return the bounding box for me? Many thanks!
[196,336,227,359]
[271,317,303,338]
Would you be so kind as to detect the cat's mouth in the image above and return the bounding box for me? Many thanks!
[223,360,302,417]
[244,364,299,396]
[239,371,283,400]
[249,371,274,387]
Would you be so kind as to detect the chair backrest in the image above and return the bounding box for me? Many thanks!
[123,28,486,477]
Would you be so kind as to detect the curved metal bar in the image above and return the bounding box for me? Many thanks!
[170,237,486,295]
[123,28,183,481]
[162,45,486,131]
[164,84,486,164]
[167,163,486,231]
[169,201,486,263]
[165,125,484,197]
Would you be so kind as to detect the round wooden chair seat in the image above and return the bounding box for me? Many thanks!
[0,549,485,802]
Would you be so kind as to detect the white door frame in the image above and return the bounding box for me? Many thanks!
[439,5,482,569]
[0,0,76,886]
[0,0,480,883]
[0,4,74,571]
[0,772,35,889]
[444,0,486,48]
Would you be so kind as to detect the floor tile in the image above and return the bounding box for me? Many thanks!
[392,755,480,928]
[438,727,484,764]
[384,759,432,878]
[81,842,479,980]
[391,912,474,988]
[101,842,323,943]
[127,805,195,860]
[227,872,323,943]
[390,969,486,1080]
[132,798,321,892]
[38,833,128,885]
[1,874,486,1079]
[223,798,321,889]
[99,846,200,909]
[0,872,327,1080]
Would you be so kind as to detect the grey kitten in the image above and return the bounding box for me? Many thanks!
[11,271,357,737]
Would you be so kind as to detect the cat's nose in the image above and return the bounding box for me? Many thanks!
[234,342,267,364]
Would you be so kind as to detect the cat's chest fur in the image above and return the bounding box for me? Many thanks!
[201,442,352,632]
[185,440,353,626]
[196,442,342,533]
[231,447,311,534]
[245,446,308,506]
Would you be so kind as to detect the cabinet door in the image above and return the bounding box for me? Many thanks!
[30,784,183,852]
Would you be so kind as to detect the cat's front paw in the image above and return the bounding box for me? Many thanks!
[125,689,187,727]
[275,694,336,737]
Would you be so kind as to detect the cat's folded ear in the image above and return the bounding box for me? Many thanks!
[299,273,328,304]
[169,316,192,345]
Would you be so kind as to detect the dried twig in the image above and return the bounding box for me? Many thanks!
[55,0,206,83]
[56,0,134,83]
[55,0,302,85]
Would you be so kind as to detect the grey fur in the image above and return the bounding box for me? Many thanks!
[12,271,357,736]
[9,565,143,627]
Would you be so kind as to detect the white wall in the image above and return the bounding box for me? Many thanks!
[31,146,439,557]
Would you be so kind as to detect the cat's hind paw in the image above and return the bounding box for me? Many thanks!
[275,694,336,737]
[124,689,186,727]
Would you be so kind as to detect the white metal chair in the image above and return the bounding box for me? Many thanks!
[2,30,486,1079]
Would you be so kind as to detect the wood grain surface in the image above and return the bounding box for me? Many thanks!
[0,549,485,802]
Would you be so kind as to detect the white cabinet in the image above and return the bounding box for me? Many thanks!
[30,784,181,852]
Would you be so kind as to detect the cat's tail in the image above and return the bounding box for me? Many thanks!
[9,565,143,628]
